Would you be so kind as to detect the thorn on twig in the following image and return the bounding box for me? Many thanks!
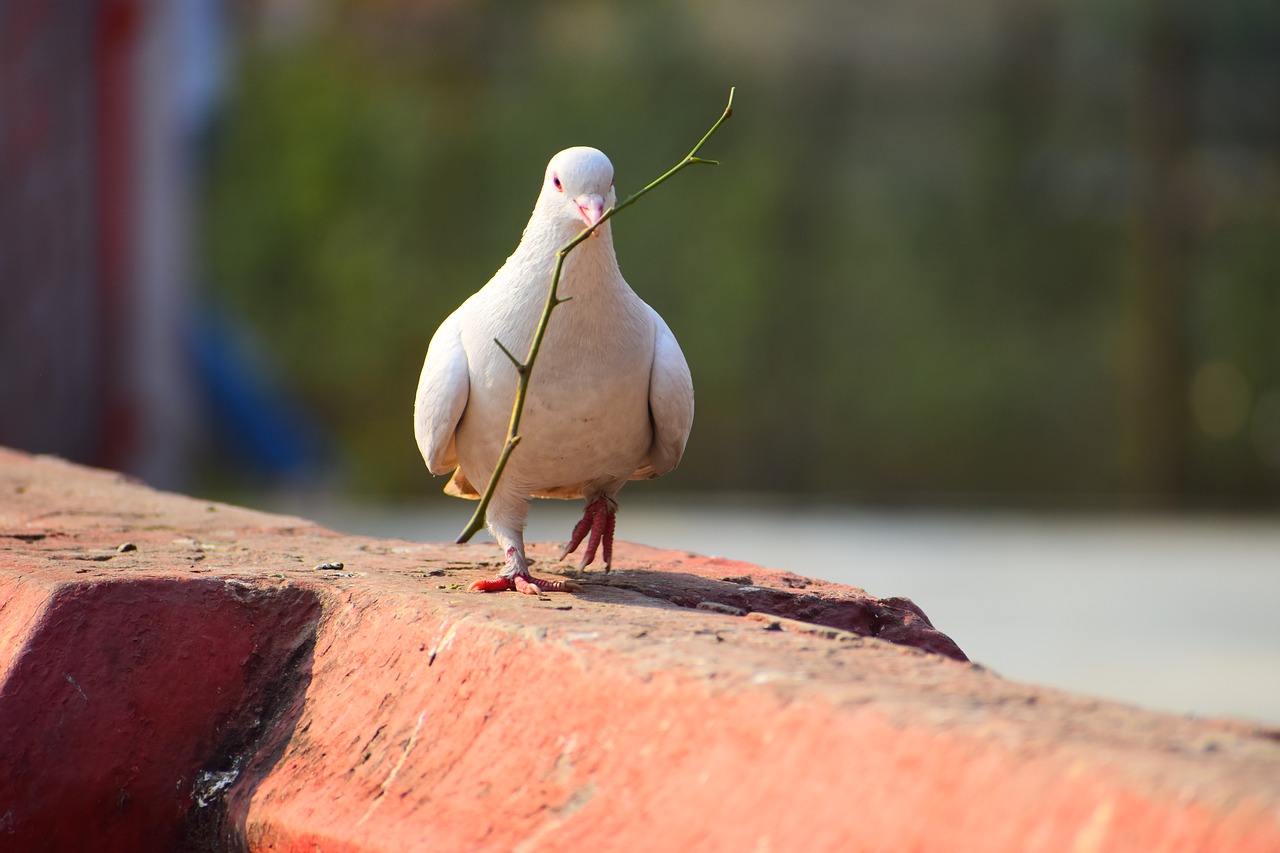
[493,338,526,373]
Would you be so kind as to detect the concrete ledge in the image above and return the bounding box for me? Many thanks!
[1,448,1278,852]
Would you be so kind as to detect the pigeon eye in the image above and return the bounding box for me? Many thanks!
[553,175,563,192]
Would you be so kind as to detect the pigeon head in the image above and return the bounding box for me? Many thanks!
[541,147,617,230]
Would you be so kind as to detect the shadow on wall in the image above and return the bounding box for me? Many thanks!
[0,578,321,852]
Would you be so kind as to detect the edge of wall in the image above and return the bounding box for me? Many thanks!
[1,447,1277,852]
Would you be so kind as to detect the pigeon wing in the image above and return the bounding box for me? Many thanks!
[413,309,470,476]
[633,308,694,480]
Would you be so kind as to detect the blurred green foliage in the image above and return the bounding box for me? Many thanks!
[204,0,1280,506]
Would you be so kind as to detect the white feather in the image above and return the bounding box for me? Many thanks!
[413,309,469,475]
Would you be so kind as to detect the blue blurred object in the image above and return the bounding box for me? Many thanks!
[190,305,330,480]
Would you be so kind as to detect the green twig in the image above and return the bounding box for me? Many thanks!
[456,87,735,544]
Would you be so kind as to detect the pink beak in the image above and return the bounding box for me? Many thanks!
[575,194,606,228]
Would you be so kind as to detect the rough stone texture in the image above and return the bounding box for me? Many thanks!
[1,446,1278,852]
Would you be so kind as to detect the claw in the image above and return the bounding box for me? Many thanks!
[468,545,583,594]
[581,516,604,569]
[560,511,594,561]
[515,575,582,594]
[562,495,617,571]
[468,574,582,594]
[602,508,616,571]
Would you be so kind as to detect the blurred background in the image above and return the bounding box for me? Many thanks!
[2,0,1278,722]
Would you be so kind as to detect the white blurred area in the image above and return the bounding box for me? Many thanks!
[267,494,1280,727]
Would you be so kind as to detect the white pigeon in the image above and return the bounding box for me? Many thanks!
[414,146,694,594]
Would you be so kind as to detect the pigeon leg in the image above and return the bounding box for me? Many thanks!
[560,495,618,571]
[468,547,583,594]
[468,496,582,594]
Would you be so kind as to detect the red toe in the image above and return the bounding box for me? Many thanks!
[513,576,542,595]
[468,577,517,593]
[516,575,583,594]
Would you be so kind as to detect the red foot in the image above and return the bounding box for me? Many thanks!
[561,495,617,570]
[467,575,583,594]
